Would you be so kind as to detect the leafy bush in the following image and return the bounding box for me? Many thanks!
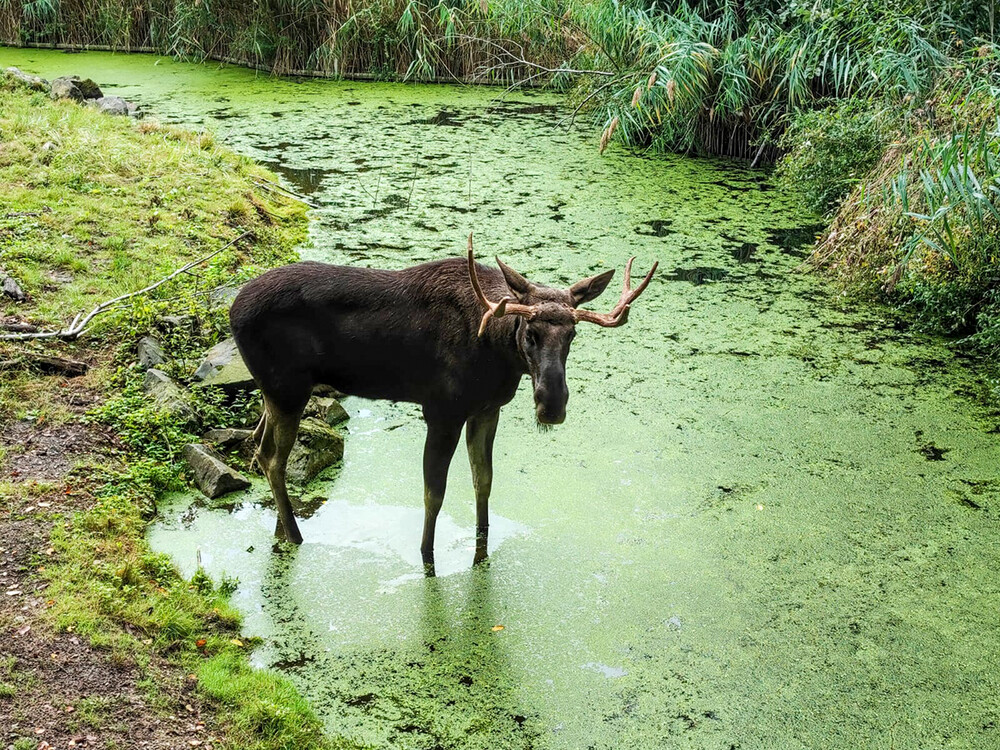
[778,101,893,215]
[811,51,1000,355]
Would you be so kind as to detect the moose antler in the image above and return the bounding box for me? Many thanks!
[573,256,658,328]
[467,233,537,336]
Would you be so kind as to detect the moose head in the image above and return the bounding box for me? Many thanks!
[467,234,658,426]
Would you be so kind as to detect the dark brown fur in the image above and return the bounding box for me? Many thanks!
[230,256,615,570]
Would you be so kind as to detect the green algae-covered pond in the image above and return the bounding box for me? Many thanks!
[4,48,1000,749]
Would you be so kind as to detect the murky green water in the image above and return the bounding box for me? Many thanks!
[5,48,1000,749]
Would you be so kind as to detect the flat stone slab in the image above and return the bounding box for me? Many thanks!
[183,443,251,499]
[202,427,254,450]
[287,417,344,486]
[193,337,256,393]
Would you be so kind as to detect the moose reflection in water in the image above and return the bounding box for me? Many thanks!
[229,234,657,572]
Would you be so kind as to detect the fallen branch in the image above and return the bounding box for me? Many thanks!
[250,177,319,208]
[0,354,89,376]
[0,322,38,333]
[0,231,252,342]
[454,35,616,80]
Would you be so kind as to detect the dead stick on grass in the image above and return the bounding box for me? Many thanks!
[0,232,252,342]
[250,177,319,208]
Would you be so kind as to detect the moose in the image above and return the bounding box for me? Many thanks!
[229,235,657,569]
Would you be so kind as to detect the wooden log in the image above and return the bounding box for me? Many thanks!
[0,322,38,333]
[0,354,89,376]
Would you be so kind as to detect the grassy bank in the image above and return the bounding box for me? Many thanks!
[0,78,352,749]
[776,49,1000,358]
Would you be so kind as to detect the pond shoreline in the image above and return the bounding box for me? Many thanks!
[3,42,547,87]
[4,50,1000,749]
[0,75,341,749]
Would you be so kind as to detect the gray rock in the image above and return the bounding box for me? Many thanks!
[183,443,251,499]
[287,417,344,485]
[304,395,349,426]
[312,383,347,399]
[193,338,237,380]
[1,273,27,302]
[209,285,240,308]
[49,76,102,100]
[143,368,196,424]
[136,336,166,369]
[202,427,254,450]
[92,95,130,116]
[4,67,49,92]
[192,337,256,393]
[76,77,103,99]
[158,314,198,334]
[45,269,73,284]
[49,76,82,101]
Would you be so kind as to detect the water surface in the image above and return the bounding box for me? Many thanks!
[4,48,1000,749]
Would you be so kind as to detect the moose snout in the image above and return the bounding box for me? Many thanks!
[535,403,566,425]
[533,378,568,425]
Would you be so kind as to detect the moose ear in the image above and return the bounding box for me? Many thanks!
[569,269,615,307]
[496,257,533,300]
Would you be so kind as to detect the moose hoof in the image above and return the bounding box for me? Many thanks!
[473,543,490,566]
[274,518,304,545]
[421,549,436,577]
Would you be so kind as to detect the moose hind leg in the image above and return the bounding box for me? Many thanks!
[466,409,500,565]
[260,394,306,545]
[250,411,268,471]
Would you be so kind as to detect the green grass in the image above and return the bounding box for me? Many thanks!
[73,695,115,728]
[0,81,303,332]
[0,82,346,750]
[0,655,37,698]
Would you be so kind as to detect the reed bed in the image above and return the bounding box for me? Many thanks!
[811,49,1000,351]
[0,0,995,164]
[0,0,571,82]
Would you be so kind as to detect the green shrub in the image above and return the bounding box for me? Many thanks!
[778,101,893,215]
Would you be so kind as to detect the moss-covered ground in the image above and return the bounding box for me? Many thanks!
[0,79,351,750]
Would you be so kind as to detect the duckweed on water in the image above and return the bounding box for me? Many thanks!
[4,49,1000,749]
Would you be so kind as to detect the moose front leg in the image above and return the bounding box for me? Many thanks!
[466,408,500,565]
[420,417,463,574]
